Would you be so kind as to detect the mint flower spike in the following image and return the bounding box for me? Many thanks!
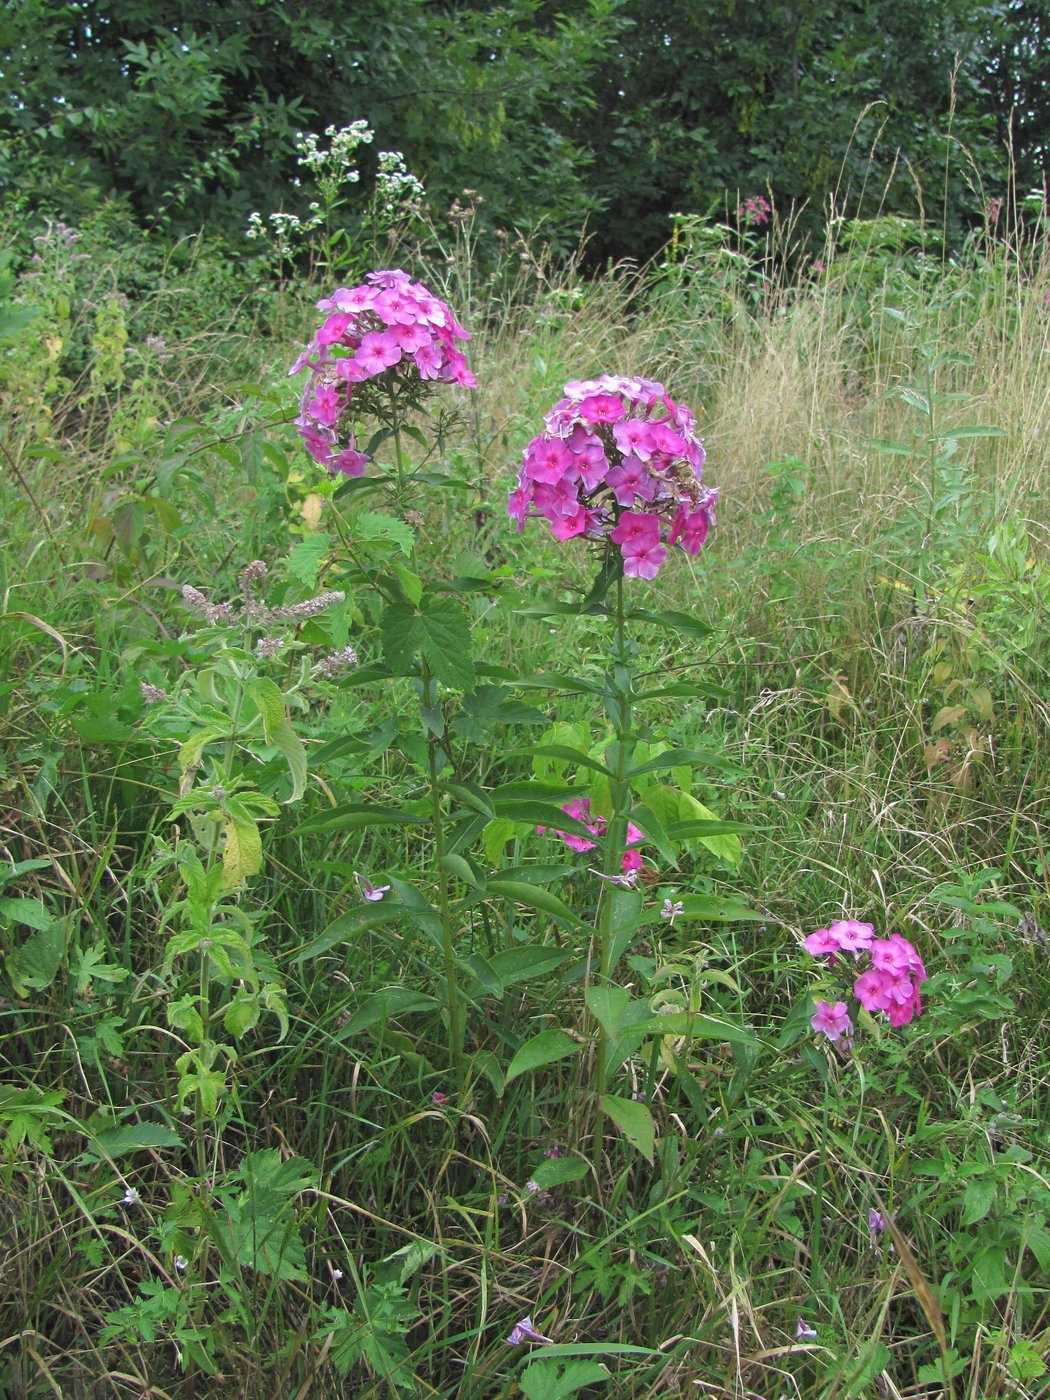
[509,373,717,579]
[290,269,475,477]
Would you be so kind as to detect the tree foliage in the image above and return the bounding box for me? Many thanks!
[0,0,1041,263]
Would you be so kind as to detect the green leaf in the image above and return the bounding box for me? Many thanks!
[287,532,331,588]
[961,1176,997,1225]
[486,879,586,929]
[520,1358,609,1400]
[295,904,412,964]
[0,896,54,931]
[488,945,571,987]
[624,607,712,636]
[9,919,64,992]
[338,987,440,1036]
[601,1093,654,1161]
[292,803,422,836]
[529,1156,589,1189]
[527,745,613,778]
[382,596,475,690]
[222,811,262,888]
[248,677,286,743]
[675,794,743,865]
[482,817,517,865]
[505,1029,582,1085]
[585,985,632,1040]
[86,1122,182,1160]
[270,720,307,803]
[357,511,416,556]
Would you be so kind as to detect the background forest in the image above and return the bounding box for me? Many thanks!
[2,4,1050,1400]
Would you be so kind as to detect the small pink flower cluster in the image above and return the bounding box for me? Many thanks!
[737,194,772,226]
[508,375,716,580]
[805,920,927,1029]
[538,796,644,874]
[289,269,475,475]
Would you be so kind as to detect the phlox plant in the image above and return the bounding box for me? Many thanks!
[804,918,928,1036]
[286,277,755,1162]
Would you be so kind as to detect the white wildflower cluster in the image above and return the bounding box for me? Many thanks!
[245,209,323,261]
[296,120,374,178]
[376,151,425,213]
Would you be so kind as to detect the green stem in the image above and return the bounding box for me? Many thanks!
[593,569,632,1168]
[423,660,463,1069]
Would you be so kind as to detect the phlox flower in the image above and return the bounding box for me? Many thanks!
[538,798,644,872]
[291,270,474,473]
[805,918,927,1032]
[810,999,852,1041]
[510,374,715,579]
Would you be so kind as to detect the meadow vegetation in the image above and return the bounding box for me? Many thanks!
[1,192,1049,1399]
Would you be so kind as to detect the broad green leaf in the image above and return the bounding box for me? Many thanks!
[339,987,440,1036]
[86,1122,182,1160]
[632,1012,759,1046]
[248,677,287,742]
[961,1176,997,1225]
[9,920,64,992]
[292,803,422,836]
[270,720,307,802]
[529,1156,589,1189]
[482,817,518,865]
[601,1093,654,1161]
[357,510,416,556]
[505,1029,581,1085]
[585,985,632,1040]
[286,532,331,588]
[528,745,613,778]
[488,945,571,987]
[382,596,475,690]
[627,748,727,779]
[295,904,412,964]
[675,793,743,866]
[624,607,712,636]
[0,896,53,931]
[486,879,585,929]
[520,1358,609,1400]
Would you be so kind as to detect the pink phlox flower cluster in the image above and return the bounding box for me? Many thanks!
[509,374,716,579]
[290,269,475,475]
[805,921,927,1029]
[537,796,644,874]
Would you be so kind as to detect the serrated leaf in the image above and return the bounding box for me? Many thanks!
[601,1093,654,1161]
[270,720,307,802]
[960,1175,997,1225]
[222,812,263,888]
[87,1122,182,1159]
[520,1358,609,1400]
[287,532,330,588]
[382,597,475,690]
[357,511,416,556]
[248,677,286,743]
[0,896,54,930]
[505,1029,581,1084]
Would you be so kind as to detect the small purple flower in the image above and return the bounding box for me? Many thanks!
[810,999,852,1042]
[869,1208,886,1237]
[525,1179,540,1195]
[796,1319,818,1340]
[355,872,390,902]
[660,898,685,924]
[506,1315,554,1347]
[432,1091,447,1105]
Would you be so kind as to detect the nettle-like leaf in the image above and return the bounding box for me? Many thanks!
[381,593,475,690]
[215,1149,317,1280]
[287,531,331,588]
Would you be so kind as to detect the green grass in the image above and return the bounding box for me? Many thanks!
[1,204,1049,1399]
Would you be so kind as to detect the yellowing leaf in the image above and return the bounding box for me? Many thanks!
[932,704,967,733]
[222,813,263,888]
